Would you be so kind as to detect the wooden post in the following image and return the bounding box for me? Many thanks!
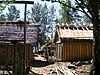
[24,2,27,75]
[12,41,17,75]
[12,41,25,75]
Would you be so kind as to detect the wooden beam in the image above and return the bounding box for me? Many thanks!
[0,1,34,4]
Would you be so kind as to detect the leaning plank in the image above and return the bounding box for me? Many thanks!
[7,71,12,75]
[55,68,60,75]
[57,66,66,75]
[64,66,77,75]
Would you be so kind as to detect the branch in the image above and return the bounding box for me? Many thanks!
[54,0,83,12]
[54,0,93,21]
[81,0,94,17]
[86,5,94,21]
[75,0,93,21]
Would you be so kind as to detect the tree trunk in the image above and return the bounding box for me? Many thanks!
[90,20,100,75]
[91,18,100,75]
[89,0,100,74]
[92,23,100,75]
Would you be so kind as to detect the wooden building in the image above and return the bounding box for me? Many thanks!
[53,23,93,61]
[0,21,39,66]
[0,42,33,65]
[41,42,55,57]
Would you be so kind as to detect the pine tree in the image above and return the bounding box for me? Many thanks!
[6,5,20,20]
[29,3,56,46]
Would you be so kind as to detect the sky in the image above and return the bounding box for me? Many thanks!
[2,0,61,19]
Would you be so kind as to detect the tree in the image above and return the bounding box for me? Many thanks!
[0,11,6,20]
[6,5,20,20]
[82,14,92,24]
[40,3,49,45]
[42,0,100,74]
[48,5,56,39]
[28,3,56,47]
[57,0,82,24]
[58,0,72,24]
[0,0,11,20]
[30,3,48,46]
[0,0,10,10]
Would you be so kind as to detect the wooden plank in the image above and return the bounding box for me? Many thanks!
[72,43,75,60]
[57,66,66,75]
[62,43,64,61]
[64,43,66,61]
[67,43,69,61]
[56,67,60,75]
[60,40,93,61]
[0,1,34,4]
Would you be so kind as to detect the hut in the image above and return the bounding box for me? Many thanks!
[41,42,55,57]
[38,41,55,62]
[53,23,93,61]
[0,21,39,66]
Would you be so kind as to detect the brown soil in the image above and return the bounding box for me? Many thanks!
[29,54,92,75]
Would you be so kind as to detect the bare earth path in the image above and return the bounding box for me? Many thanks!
[29,54,91,75]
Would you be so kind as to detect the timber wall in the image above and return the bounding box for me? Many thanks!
[55,40,93,61]
[0,43,33,65]
[62,42,93,61]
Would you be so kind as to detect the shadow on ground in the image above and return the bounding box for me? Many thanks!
[29,59,54,75]
[30,60,54,67]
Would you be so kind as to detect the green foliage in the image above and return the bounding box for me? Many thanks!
[58,0,71,23]
[31,3,42,22]
[48,5,56,38]
[0,13,6,20]
[0,0,13,10]
[0,0,14,20]
[6,5,20,20]
[61,1,68,9]
[57,0,82,24]
[82,14,91,23]
[0,4,6,10]
[0,5,20,20]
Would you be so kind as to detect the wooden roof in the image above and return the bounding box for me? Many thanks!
[0,21,39,44]
[54,23,93,40]
[0,20,31,24]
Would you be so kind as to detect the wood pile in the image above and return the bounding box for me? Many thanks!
[30,61,91,75]
[55,66,76,75]
[29,54,92,75]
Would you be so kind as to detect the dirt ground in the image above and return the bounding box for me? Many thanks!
[29,54,92,75]
[0,54,92,75]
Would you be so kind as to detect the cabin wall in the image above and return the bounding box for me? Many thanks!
[0,43,33,65]
[0,44,13,65]
[55,40,93,61]
[26,44,33,64]
[54,43,62,61]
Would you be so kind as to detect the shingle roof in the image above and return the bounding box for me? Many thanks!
[0,21,39,44]
[55,23,93,39]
